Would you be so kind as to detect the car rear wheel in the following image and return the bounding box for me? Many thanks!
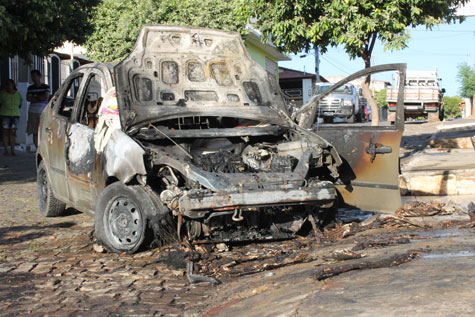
[94,183,148,254]
[37,161,66,217]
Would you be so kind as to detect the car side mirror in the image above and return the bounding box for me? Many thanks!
[441,88,446,94]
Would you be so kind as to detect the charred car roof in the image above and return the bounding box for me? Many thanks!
[114,25,288,131]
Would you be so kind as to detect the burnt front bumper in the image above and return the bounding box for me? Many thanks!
[178,183,336,217]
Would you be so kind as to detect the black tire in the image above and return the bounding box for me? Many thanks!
[439,107,445,121]
[37,161,66,217]
[94,183,149,254]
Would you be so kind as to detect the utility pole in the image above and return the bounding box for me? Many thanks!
[314,43,320,82]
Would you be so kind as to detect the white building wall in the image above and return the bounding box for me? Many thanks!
[16,82,31,145]
[302,78,313,104]
[464,97,472,118]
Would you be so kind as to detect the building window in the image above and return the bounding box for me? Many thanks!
[8,56,19,83]
[72,60,80,70]
[49,54,61,94]
[33,55,46,82]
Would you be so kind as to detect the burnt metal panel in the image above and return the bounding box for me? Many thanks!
[178,186,336,214]
[103,130,146,184]
[113,25,288,131]
[299,64,407,213]
[66,123,96,175]
[314,120,403,213]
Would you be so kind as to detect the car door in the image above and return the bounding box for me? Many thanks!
[65,70,109,212]
[41,72,85,203]
[297,64,406,213]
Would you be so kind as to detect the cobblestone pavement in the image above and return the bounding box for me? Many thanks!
[0,151,217,316]
[1,124,474,316]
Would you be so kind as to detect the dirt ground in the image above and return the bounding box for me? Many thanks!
[0,122,474,316]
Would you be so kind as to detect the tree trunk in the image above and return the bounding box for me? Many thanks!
[361,57,379,126]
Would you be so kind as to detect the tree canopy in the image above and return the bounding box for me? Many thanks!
[85,0,248,62]
[375,88,388,108]
[0,0,98,61]
[457,62,475,116]
[443,95,462,118]
[457,62,475,98]
[245,0,466,64]
[244,0,467,124]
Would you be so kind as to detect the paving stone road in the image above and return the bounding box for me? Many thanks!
[1,121,474,316]
[0,151,218,316]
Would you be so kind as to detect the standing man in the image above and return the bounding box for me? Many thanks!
[27,69,50,149]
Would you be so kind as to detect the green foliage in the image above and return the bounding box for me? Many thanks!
[375,89,387,107]
[85,0,249,62]
[242,0,466,125]
[443,95,462,118]
[242,0,466,65]
[0,0,98,61]
[457,62,475,98]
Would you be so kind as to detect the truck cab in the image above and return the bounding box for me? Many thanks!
[387,70,445,121]
[314,82,363,123]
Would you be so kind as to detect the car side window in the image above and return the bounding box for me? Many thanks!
[78,73,104,129]
[58,75,83,119]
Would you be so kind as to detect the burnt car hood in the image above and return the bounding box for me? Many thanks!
[114,25,288,131]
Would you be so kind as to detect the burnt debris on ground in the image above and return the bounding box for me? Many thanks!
[156,206,469,282]
[314,251,419,281]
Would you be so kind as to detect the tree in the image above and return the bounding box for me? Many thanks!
[443,95,462,119]
[457,62,475,117]
[85,0,248,62]
[0,0,98,62]
[243,0,467,125]
[375,89,388,108]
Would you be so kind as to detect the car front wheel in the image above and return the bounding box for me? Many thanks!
[37,161,66,217]
[94,183,148,254]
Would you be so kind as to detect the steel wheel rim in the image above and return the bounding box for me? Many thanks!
[106,197,143,248]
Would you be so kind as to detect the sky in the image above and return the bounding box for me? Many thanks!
[279,16,475,97]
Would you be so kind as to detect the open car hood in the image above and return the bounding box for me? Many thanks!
[114,25,288,130]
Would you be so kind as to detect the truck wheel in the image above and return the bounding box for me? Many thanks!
[37,161,66,217]
[95,183,148,254]
[439,107,445,121]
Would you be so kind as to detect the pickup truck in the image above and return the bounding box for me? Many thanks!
[387,70,445,121]
[314,82,364,123]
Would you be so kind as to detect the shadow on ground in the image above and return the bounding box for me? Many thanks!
[0,222,76,245]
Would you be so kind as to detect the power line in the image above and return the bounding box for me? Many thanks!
[411,29,474,33]
[321,56,353,74]
[388,49,468,56]
[411,33,469,40]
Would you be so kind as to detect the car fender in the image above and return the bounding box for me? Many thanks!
[103,129,146,184]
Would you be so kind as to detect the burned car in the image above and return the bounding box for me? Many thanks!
[37,25,405,253]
